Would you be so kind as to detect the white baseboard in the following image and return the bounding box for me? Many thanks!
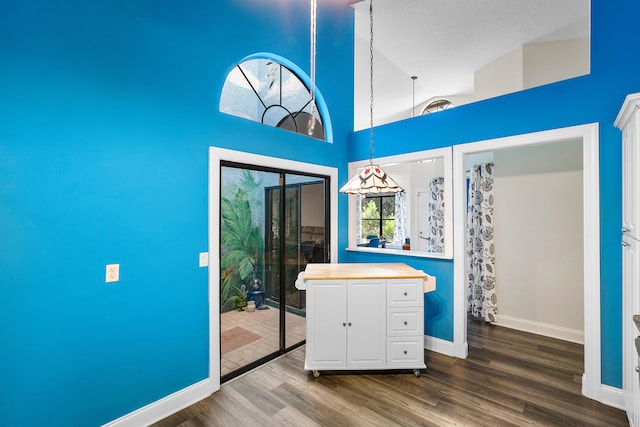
[102,378,212,427]
[597,383,625,410]
[424,335,460,358]
[101,343,623,426]
[497,314,584,344]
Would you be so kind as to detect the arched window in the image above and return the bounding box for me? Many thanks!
[220,53,332,142]
[421,99,453,115]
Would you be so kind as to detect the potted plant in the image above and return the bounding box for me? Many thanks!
[232,284,248,311]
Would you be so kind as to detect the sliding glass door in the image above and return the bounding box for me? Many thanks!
[220,163,328,381]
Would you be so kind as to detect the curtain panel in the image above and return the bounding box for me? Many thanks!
[392,192,407,246]
[426,177,445,252]
[466,162,497,322]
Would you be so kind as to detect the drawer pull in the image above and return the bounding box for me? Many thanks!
[404,321,408,325]
[342,322,347,327]
[403,292,407,296]
[348,322,352,327]
[403,350,407,355]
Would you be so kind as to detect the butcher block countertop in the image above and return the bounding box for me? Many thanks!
[302,263,427,280]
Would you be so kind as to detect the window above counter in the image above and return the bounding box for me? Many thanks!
[345,147,453,259]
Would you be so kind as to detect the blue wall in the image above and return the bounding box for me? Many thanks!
[343,0,640,389]
[0,1,353,425]
[2,0,639,424]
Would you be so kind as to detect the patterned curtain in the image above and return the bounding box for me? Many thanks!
[466,162,497,322]
[426,177,445,253]
[392,192,407,246]
[355,194,363,243]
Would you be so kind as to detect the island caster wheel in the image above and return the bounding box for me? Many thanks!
[414,369,421,378]
[313,370,320,378]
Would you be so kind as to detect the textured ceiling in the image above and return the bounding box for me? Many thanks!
[352,0,590,129]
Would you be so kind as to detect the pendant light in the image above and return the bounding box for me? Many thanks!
[340,0,404,194]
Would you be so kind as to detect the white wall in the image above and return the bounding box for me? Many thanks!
[474,46,524,101]
[425,37,590,113]
[491,139,584,342]
[523,38,590,89]
[408,160,444,246]
[301,183,325,227]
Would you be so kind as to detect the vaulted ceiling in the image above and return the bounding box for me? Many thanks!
[352,0,590,129]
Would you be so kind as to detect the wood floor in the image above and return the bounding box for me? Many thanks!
[153,319,628,426]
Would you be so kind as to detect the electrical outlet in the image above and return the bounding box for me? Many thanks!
[106,264,119,283]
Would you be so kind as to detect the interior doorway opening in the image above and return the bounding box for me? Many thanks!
[452,123,602,402]
[463,140,585,343]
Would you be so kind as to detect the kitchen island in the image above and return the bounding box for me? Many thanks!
[297,263,436,377]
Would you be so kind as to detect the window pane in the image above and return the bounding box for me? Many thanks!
[361,219,379,239]
[361,198,381,220]
[382,219,395,241]
[220,66,264,122]
[381,196,395,218]
[281,67,310,114]
[244,59,280,107]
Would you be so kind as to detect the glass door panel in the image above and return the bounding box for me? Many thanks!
[284,174,328,348]
[220,166,280,380]
[220,164,329,381]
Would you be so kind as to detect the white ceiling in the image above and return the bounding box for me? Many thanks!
[352,0,590,130]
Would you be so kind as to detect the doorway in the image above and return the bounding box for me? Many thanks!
[209,147,339,391]
[219,164,329,382]
[464,141,584,342]
[452,123,602,401]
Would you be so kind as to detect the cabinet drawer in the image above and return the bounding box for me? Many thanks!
[387,307,423,336]
[387,337,424,366]
[387,279,422,307]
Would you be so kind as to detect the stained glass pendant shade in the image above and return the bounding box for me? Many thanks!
[339,163,403,194]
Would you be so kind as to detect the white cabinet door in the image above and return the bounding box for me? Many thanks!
[623,237,640,427]
[622,112,640,239]
[347,279,386,367]
[306,280,348,368]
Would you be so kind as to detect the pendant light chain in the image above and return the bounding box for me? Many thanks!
[412,75,417,118]
[369,0,375,162]
[309,0,317,135]
[339,0,404,194]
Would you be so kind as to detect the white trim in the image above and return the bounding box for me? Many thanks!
[614,92,640,130]
[453,123,602,401]
[424,334,462,357]
[208,147,339,392]
[496,314,584,344]
[582,123,601,402]
[598,384,626,411]
[101,379,211,427]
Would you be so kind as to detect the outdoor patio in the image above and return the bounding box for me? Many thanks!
[220,305,306,376]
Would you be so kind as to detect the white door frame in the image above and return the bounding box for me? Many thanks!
[452,123,603,402]
[208,147,339,392]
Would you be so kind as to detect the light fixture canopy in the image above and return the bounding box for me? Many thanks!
[340,0,404,195]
